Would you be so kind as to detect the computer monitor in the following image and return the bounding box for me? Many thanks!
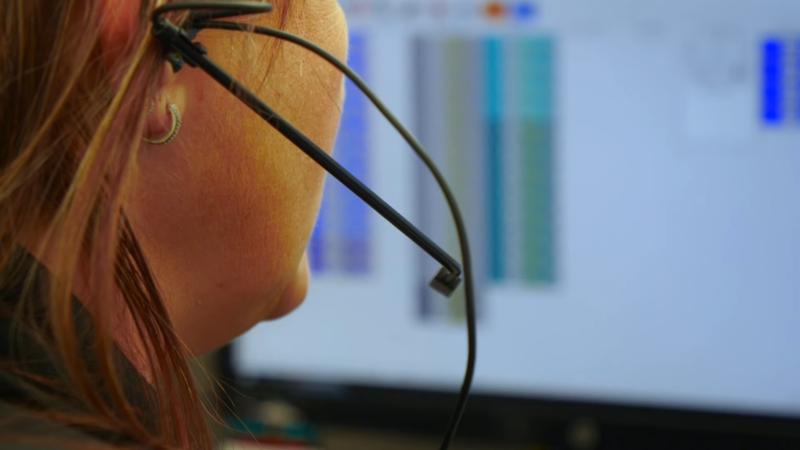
[224,0,800,444]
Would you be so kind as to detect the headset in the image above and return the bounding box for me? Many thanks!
[150,3,476,449]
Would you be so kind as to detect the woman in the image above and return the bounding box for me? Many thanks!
[0,0,348,448]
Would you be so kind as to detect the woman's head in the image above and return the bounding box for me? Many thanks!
[1,0,347,447]
[128,0,348,355]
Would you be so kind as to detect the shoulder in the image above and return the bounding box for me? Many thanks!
[0,250,150,449]
[0,401,116,449]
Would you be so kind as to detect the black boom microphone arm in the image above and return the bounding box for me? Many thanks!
[149,4,477,450]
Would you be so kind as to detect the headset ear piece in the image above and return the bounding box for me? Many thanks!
[153,1,273,27]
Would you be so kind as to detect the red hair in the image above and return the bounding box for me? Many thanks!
[0,1,292,448]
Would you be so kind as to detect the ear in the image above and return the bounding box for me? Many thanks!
[98,0,142,85]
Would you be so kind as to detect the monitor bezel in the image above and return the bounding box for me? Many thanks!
[218,344,800,446]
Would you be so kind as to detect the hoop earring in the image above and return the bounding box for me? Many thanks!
[144,103,182,145]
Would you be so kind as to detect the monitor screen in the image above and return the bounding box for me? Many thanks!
[231,0,800,419]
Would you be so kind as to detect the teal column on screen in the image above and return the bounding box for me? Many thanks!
[485,38,505,282]
[519,38,555,284]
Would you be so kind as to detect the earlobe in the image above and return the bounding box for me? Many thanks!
[98,0,143,85]
[144,103,182,146]
[143,84,188,146]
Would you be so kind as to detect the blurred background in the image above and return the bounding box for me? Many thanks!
[203,0,800,448]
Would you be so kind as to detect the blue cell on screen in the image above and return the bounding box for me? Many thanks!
[515,2,536,20]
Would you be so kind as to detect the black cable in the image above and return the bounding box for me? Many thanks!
[151,1,273,19]
[191,21,477,449]
[151,4,476,450]
[154,18,463,291]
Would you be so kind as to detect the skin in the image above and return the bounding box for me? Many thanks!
[99,0,349,356]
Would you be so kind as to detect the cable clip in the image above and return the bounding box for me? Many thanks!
[151,2,274,73]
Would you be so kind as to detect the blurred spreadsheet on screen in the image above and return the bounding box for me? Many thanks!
[234,0,800,419]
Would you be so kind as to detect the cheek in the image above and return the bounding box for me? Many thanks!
[195,97,326,271]
[127,14,347,351]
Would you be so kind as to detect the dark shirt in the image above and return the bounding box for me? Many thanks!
[0,247,154,448]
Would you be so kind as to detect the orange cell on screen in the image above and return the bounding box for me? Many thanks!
[485,1,506,19]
